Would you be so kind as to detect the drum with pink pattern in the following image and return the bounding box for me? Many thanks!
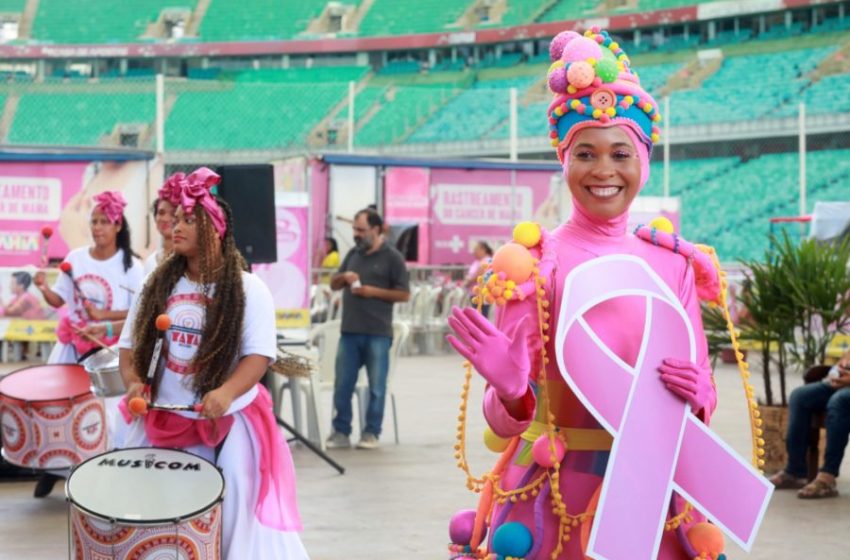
[68,448,224,559]
[0,364,106,469]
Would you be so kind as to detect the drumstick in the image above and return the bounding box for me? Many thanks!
[59,262,92,319]
[72,326,118,356]
[128,397,202,415]
[40,226,53,268]
[144,314,172,389]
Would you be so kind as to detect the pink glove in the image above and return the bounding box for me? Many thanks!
[658,358,715,418]
[446,306,531,401]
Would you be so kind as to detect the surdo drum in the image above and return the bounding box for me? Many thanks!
[0,364,106,469]
[67,448,224,559]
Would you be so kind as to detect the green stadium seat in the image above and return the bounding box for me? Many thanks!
[32,0,196,43]
[358,0,469,37]
[8,90,155,146]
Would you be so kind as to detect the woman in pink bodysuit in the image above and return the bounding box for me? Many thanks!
[445,28,725,560]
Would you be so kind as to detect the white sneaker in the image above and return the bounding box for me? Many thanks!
[325,432,351,449]
[356,432,379,450]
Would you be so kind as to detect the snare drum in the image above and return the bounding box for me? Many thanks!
[67,448,223,559]
[82,347,126,397]
[0,365,106,469]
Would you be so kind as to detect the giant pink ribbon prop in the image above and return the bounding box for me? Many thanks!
[554,255,772,559]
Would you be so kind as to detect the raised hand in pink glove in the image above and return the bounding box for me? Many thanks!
[658,358,716,418]
[446,306,531,401]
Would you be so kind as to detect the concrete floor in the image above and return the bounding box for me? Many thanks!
[0,353,847,559]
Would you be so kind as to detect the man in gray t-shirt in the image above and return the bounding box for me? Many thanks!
[327,208,410,449]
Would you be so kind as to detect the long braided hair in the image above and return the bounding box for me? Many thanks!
[131,197,248,400]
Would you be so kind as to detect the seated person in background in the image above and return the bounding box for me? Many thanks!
[0,271,46,319]
[770,349,850,498]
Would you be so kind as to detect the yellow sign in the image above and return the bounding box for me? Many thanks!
[275,309,310,330]
[2,319,58,342]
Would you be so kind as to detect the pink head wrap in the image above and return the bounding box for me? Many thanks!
[92,191,127,224]
[158,172,185,207]
[178,167,227,239]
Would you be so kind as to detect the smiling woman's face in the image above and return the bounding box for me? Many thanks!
[565,126,643,220]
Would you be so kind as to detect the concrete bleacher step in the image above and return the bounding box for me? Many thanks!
[811,40,850,79]
[17,0,37,39]
[183,0,210,38]
[457,0,507,28]
[0,94,19,143]
[306,73,373,148]
[659,54,722,96]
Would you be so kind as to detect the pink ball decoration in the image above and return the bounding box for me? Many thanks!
[549,31,580,61]
[548,66,568,93]
[560,36,603,65]
[567,61,595,90]
[449,509,481,545]
[531,434,566,468]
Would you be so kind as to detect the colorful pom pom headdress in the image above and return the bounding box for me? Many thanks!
[547,27,662,162]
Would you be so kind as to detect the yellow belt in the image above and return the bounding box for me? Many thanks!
[520,420,613,452]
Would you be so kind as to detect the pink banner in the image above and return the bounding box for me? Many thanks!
[0,162,89,267]
[555,255,773,559]
[309,160,329,268]
[384,166,430,263]
[252,204,310,328]
[428,168,563,265]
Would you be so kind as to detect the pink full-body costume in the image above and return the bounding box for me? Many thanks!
[447,28,724,560]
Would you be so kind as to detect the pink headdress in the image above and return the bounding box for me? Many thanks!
[178,167,226,239]
[158,172,185,207]
[547,27,662,164]
[92,191,127,224]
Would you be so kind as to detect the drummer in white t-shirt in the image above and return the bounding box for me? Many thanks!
[143,173,181,275]
[31,190,144,498]
[34,191,144,364]
[117,167,307,560]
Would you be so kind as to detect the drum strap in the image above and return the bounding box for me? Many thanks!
[214,434,229,465]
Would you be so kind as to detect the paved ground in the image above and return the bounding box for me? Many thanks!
[0,353,847,559]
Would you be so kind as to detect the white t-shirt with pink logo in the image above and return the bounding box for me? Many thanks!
[119,272,277,416]
[52,246,144,322]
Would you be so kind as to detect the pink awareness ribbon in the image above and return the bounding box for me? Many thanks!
[554,255,773,559]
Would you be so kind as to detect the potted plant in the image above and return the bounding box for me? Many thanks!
[734,233,850,473]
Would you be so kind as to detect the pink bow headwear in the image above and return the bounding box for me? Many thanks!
[178,167,226,239]
[158,172,185,207]
[92,191,127,224]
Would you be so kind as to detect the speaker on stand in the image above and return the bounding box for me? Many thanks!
[215,164,278,266]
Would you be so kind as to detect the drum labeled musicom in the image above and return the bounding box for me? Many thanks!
[81,346,126,397]
[67,447,224,559]
[0,364,106,469]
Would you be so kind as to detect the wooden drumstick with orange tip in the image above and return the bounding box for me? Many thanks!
[127,398,203,415]
[40,226,53,268]
[143,314,172,390]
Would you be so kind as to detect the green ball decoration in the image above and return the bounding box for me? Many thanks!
[601,47,617,63]
[596,58,619,83]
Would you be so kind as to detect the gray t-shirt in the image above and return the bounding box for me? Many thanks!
[339,242,410,337]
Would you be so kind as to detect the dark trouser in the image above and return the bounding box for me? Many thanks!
[785,382,850,477]
[332,333,392,437]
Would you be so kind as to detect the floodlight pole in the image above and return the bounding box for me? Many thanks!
[798,102,807,217]
[156,74,164,155]
[663,95,670,198]
[509,88,518,161]
[347,81,355,153]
